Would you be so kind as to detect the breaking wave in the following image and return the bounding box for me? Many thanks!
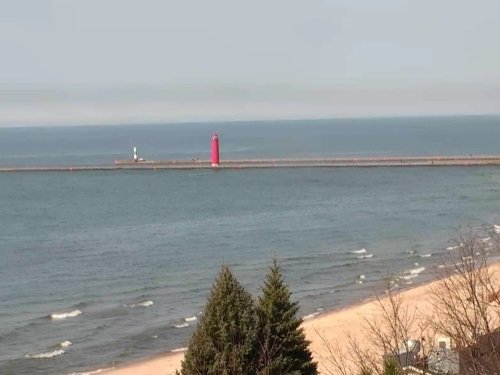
[174,323,189,329]
[350,248,367,254]
[420,253,432,258]
[60,340,72,348]
[401,266,426,280]
[67,368,113,375]
[357,254,373,259]
[356,274,366,284]
[185,316,197,322]
[50,310,82,320]
[302,311,321,320]
[402,274,418,280]
[408,266,425,275]
[171,347,188,353]
[400,263,425,281]
[26,349,65,359]
[131,300,154,308]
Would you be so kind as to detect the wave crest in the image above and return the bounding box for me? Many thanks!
[67,368,113,375]
[60,340,72,348]
[26,349,65,359]
[131,300,153,308]
[50,310,82,320]
[302,311,321,320]
[350,248,367,254]
[357,254,373,259]
[171,347,188,353]
[409,266,426,275]
[356,274,366,284]
[446,243,463,250]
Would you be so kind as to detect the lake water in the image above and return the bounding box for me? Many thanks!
[1,115,500,374]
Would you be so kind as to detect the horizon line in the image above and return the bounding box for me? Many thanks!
[2,112,500,130]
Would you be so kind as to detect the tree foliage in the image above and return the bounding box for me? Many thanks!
[180,265,258,375]
[256,259,318,375]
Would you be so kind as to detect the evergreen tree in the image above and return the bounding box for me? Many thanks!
[180,265,258,375]
[256,259,318,375]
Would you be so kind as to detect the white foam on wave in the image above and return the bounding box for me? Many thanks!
[67,368,114,375]
[60,340,72,348]
[420,253,432,258]
[356,274,366,284]
[402,274,419,280]
[494,225,500,233]
[385,283,401,293]
[26,349,65,359]
[446,244,463,251]
[409,267,425,275]
[482,237,491,243]
[185,316,197,322]
[50,310,82,320]
[131,300,153,307]
[357,253,373,259]
[171,347,188,353]
[175,323,189,329]
[303,311,321,320]
[437,263,460,269]
[351,248,367,254]
[401,266,425,280]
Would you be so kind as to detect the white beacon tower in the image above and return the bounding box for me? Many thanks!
[133,146,138,162]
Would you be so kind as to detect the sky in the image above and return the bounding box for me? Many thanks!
[1,0,500,126]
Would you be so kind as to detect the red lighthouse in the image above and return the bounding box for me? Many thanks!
[211,133,220,167]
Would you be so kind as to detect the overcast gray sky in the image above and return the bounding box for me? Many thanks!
[1,0,500,126]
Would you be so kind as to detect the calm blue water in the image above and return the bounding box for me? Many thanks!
[1,115,500,166]
[1,116,500,374]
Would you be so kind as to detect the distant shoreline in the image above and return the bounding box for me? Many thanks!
[3,155,500,172]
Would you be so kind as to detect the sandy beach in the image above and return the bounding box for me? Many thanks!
[101,269,465,375]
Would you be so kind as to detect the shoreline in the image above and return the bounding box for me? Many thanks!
[97,270,453,375]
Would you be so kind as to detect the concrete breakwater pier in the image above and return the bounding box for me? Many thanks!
[2,155,500,172]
